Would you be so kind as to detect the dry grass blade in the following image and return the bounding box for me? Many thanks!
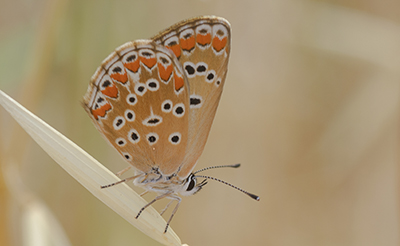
[0,90,182,246]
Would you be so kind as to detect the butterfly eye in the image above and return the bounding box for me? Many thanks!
[186,176,196,191]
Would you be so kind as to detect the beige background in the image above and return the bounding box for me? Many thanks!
[0,0,399,245]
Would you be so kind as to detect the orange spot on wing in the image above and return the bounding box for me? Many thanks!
[110,73,128,84]
[91,103,111,120]
[124,59,140,73]
[174,72,184,91]
[180,36,195,51]
[212,36,227,52]
[101,84,118,98]
[140,57,157,69]
[196,33,211,45]
[158,63,173,82]
[166,44,181,59]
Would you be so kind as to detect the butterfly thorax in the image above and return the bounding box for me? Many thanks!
[133,168,205,197]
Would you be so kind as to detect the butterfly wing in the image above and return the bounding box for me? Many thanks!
[152,16,231,178]
[83,40,190,176]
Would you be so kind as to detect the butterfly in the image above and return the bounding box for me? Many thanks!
[82,16,259,233]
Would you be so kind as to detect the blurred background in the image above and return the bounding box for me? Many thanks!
[0,0,399,245]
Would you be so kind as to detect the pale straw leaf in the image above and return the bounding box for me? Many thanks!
[0,90,182,246]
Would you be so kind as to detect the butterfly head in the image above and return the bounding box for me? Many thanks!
[179,173,208,196]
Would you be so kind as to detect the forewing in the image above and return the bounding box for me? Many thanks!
[83,40,190,176]
[152,16,231,178]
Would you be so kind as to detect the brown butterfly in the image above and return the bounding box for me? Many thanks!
[83,16,259,233]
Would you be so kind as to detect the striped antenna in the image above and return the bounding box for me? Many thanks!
[193,163,241,174]
[194,163,260,201]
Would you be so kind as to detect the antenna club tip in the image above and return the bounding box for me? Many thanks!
[248,193,260,201]
[233,163,241,168]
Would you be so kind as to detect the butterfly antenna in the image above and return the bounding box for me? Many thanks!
[194,174,260,201]
[193,163,241,174]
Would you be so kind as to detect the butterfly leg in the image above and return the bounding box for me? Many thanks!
[139,190,149,197]
[100,174,142,188]
[116,166,132,177]
[159,200,174,216]
[163,195,181,233]
[136,191,173,219]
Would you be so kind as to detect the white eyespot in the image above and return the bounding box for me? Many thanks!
[195,62,208,76]
[122,51,139,72]
[169,132,181,145]
[91,94,110,119]
[109,62,127,84]
[183,61,196,78]
[115,137,127,147]
[195,24,212,49]
[173,103,185,117]
[179,29,194,42]
[213,24,228,39]
[128,129,140,144]
[146,78,160,91]
[124,109,135,122]
[146,132,159,146]
[157,52,172,66]
[215,77,222,87]
[126,93,137,106]
[122,50,138,62]
[122,152,132,161]
[142,107,162,127]
[161,99,173,113]
[142,115,162,127]
[93,93,105,108]
[157,52,173,83]
[212,24,229,54]
[139,49,156,66]
[113,116,125,130]
[190,94,202,109]
[134,83,147,96]
[99,75,113,90]
[173,68,185,95]
[205,70,216,83]
[164,36,179,48]
[139,49,156,57]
